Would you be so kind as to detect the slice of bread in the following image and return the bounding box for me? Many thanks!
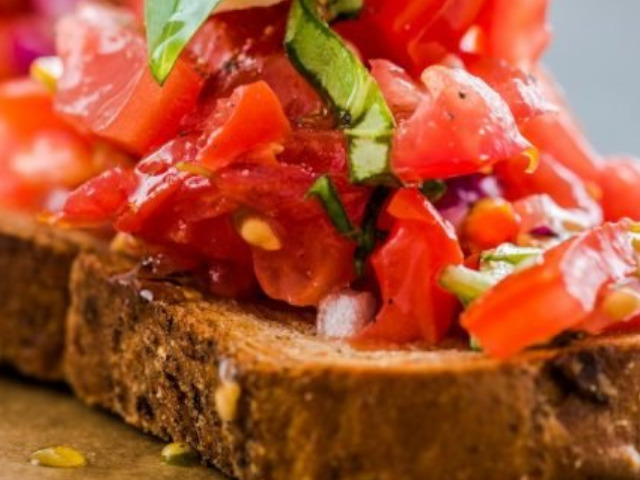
[64,252,640,480]
[0,212,98,381]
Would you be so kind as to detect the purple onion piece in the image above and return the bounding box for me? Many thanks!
[10,17,55,74]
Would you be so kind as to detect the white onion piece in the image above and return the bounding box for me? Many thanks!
[317,290,377,339]
[215,0,286,13]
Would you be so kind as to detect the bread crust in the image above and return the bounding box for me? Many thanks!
[0,212,97,381]
[64,252,640,480]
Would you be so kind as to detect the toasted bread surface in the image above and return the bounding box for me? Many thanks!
[0,211,97,381]
[64,252,640,480]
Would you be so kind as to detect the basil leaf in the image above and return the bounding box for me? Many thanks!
[308,177,389,276]
[285,0,397,184]
[307,175,358,238]
[354,187,389,276]
[326,0,363,20]
[146,0,222,84]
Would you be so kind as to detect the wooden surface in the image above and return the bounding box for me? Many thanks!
[0,374,227,480]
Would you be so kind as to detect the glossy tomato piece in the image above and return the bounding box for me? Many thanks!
[198,81,291,171]
[521,67,603,186]
[462,221,638,358]
[216,164,367,306]
[497,153,603,231]
[599,156,640,222]
[474,0,551,69]
[391,65,531,181]
[55,4,204,156]
[338,0,486,74]
[463,55,554,124]
[59,167,138,225]
[0,78,96,211]
[358,188,463,343]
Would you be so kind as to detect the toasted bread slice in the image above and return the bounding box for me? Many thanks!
[65,252,640,480]
[0,211,98,381]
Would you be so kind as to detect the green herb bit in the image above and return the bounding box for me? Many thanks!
[420,180,447,203]
[161,442,200,467]
[481,244,542,265]
[440,265,496,306]
[285,0,396,184]
[307,175,358,238]
[325,0,363,20]
[29,446,87,469]
[146,0,222,84]
[354,187,389,276]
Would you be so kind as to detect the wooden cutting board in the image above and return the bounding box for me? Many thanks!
[0,374,227,480]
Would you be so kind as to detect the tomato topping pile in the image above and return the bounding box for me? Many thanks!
[2,0,640,358]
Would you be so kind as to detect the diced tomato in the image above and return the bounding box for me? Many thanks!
[215,165,367,306]
[198,81,291,171]
[371,60,424,117]
[339,0,486,74]
[599,156,640,222]
[59,167,138,225]
[358,189,463,343]
[497,153,603,231]
[521,67,603,186]
[463,55,554,124]
[0,79,63,136]
[390,65,531,181]
[462,221,638,358]
[55,4,204,156]
[189,4,288,90]
[473,0,551,69]
[0,78,97,211]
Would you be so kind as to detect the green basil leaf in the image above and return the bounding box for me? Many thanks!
[326,0,363,20]
[146,0,222,84]
[307,175,358,238]
[285,0,397,184]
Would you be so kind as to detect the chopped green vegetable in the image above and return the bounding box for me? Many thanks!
[354,187,389,275]
[420,180,447,203]
[326,0,363,20]
[285,0,396,184]
[146,0,222,84]
[440,265,496,306]
[307,177,388,276]
[307,175,358,238]
[481,244,542,265]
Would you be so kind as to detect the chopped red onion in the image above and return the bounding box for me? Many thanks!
[10,17,55,74]
[31,0,80,19]
[317,289,377,339]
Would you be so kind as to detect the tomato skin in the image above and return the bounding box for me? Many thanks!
[521,67,603,186]
[462,55,553,125]
[462,221,637,358]
[0,78,97,211]
[390,66,531,181]
[474,0,551,69]
[358,189,463,343]
[59,167,138,225]
[599,157,640,222]
[339,0,486,74]
[55,4,204,156]
[497,153,603,231]
[198,81,291,171]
